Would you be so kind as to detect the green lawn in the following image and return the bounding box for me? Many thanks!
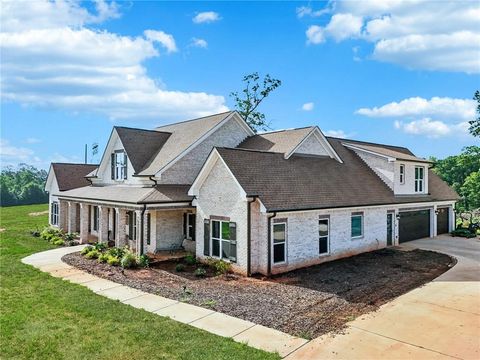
[0,204,278,360]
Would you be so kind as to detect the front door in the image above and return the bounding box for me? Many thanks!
[387,213,393,246]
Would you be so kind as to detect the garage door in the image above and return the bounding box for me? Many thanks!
[437,208,449,235]
[399,210,430,243]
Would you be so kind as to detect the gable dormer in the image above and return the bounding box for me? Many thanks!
[287,127,342,162]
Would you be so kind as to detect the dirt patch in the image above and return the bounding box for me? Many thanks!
[28,210,49,216]
[63,248,454,339]
[0,228,5,232]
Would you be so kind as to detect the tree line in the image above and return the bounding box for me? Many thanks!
[0,164,49,207]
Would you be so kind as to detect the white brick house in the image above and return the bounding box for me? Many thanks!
[46,111,458,276]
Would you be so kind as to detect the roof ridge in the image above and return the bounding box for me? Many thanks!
[155,110,234,129]
[332,137,411,152]
[218,146,282,155]
[114,126,172,135]
[258,126,314,135]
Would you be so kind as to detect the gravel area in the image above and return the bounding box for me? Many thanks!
[63,248,454,339]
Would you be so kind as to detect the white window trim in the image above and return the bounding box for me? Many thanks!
[114,151,126,181]
[271,222,287,265]
[319,217,330,256]
[351,214,364,239]
[415,166,424,193]
[399,164,405,184]
[210,220,231,261]
[51,202,59,226]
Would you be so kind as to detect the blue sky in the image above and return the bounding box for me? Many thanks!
[1,0,479,169]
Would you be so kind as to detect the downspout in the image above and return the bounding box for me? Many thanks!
[247,196,257,277]
[267,211,277,276]
[139,204,146,255]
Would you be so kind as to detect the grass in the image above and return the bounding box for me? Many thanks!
[0,204,279,360]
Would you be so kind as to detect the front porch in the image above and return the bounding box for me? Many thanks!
[57,199,195,255]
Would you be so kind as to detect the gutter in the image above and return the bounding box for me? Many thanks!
[266,211,277,276]
[246,196,258,277]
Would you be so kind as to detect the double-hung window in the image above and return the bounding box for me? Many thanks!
[112,151,127,180]
[272,222,287,264]
[319,218,329,255]
[415,166,424,193]
[51,202,59,225]
[211,220,236,261]
[351,213,363,238]
[93,206,99,231]
[187,213,195,240]
[399,164,405,184]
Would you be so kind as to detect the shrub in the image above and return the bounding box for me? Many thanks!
[451,228,477,238]
[52,238,65,246]
[206,258,232,275]
[107,255,120,266]
[138,254,149,268]
[175,263,185,272]
[107,247,126,258]
[85,249,101,259]
[121,252,138,269]
[40,226,63,242]
[98,253,109,263]
[94,242,107,252]
[63,233,77,241]
[30,228,41,237]
[194,267,206,277]
[184,254,196,265]
[81,245,94,255]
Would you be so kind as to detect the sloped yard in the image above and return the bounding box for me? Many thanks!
[63,247,454,339]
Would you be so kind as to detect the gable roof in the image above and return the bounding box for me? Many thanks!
[51,163,98,191]
[341,140,432,164]
[115,127,171,173]
[138,111,242,176]
[239,127,314,154]
[214,138,458,212]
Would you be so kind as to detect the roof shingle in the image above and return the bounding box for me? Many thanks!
[52,163,98,191]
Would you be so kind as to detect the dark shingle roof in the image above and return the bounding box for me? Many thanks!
[115,127,171,173]
[238,127,314,154]
[341,140,432,163]
[52,163,98,191]
[217,138,458,212]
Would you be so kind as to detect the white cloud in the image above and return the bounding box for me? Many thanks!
[193,11,220,24]
[25,138,41,144]
[296,5,331,18]
[301,102,314,111]
[304,1,480,73]
[0,1,228,121]
[323,130,350,138]
[394,118,452,138]
[356,97,476,121]
[144,30,177,53]
[190,37,208,48]
[0,138,39,167]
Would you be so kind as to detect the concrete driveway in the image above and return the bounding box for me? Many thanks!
[288,236,480,360]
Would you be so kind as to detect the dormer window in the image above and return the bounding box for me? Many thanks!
[111,151,127,180]
[399,164,405,184]
[415,166,424,193]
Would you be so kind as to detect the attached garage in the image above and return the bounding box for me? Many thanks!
[436,207,450,235]
[399,210,430,243]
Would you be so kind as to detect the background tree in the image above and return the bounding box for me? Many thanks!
[469,90,480,137]
[0,164,48,206]
[230,72,281,132]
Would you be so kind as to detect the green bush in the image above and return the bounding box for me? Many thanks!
[40,226,63,242]
[121,252,137,269]
[52,238,65,246]
[194,267,206,277]
[138,254,149,268]
[94,242,107,252]
[98,253,109,263]
[107,255,120,266]
[63,233,77,241]
[184,254,196,265]
[451,228,477,238]
[85,249,101,259]
[81,245,94,255]
[175,263,185,272]
[206,258,232,275]
[107,247,126,258]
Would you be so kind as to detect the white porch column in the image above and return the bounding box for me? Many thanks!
[432,204,438,237]
[135,210,142,254]
[79,203,89,243]
[67,202,78,233]
[141,210,150,255]
[58,200,68,231]
[449,205,455,232]
[98,206,109,243]
[116,208,127,247]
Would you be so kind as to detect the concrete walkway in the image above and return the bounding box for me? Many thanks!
[287,235,480,360]
[22,246,308,358]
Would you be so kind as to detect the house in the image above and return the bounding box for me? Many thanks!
[46,111,458,275]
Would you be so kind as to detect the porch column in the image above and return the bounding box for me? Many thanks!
[142,210,150,255]
[98,206,109,243]
[79,203,89,243]
[116,208,127,247]
[58,200,68,231]
[135,210,142,254]
[67,202,78,233]
[448,205,455,232]
[432,205,438,237]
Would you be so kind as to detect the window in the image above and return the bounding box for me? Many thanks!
[272,223,286,264]
[351,213,363,238]
[319,218,329,255]
[127,211,137,240]
[93,206,99,231]
[211,220,236,261]
[146,213,151,245]
[399,164,405,184]
[112,151,127,180]
[187,213,195,240]
[415,166,424,193]
[51,202,59,225]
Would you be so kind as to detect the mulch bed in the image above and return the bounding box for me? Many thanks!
[63,248,454,339]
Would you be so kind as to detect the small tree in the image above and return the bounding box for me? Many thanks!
[469,90,480,137]
[230,72,281,132]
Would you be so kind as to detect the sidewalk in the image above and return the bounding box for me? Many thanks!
[22,246,308,358]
